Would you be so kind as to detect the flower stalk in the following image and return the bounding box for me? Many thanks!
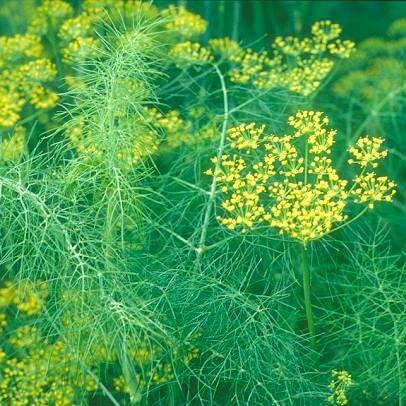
[301,243,316,351]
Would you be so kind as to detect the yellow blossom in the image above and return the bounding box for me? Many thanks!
[206,111,396,242]
[229,21,355,96]
[170,41,213,67]
[0,126,27,162]
[164,5,207,38]
[348,136,387,168]
[327,369,353,405]
[208,37,243,59]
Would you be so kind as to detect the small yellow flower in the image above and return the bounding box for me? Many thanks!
[327,369,353,405]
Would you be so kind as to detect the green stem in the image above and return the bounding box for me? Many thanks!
[104,190,140,404]
[301,243,316,351]
[194,64,229,269]
[304,140,309,185]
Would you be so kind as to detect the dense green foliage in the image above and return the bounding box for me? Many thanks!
[0,1,404,405]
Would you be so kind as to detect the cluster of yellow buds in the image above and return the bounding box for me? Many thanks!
[30,85,59,109]
[388,18,406,37]
[163,5,207,38]
[170,41,213,67]
[9,325,40,348]
[334,19,405,102]
[57,10,102,65]
[229,49,279,85]
[145,107,195,149]
[0,89,25,128]
[0,32,58,131]
[0,126,26,163]
[66,114,159,171]
[228,122,266,152]
[0,34,43,69]
[327,370,353,405]
[58,12,97,42]
[0,334,77,404]
[348,137,388,168]
[0,312,6,335]
[229,21,355,96]
[62,36,100,65]
[208,37,244,59]
[0,283,110,403]
[28,0,74,36]
[0,280,49,316]
[206,111,396,242]
[352,173,396,209]
[82,0,160,24]
[348,137,395,208]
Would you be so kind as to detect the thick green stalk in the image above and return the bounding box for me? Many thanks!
[301,243,316,350]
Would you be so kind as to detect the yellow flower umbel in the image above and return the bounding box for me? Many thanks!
[0,126,27,163]
[208,37,243,59]
[163,5,207,39]
[0,33,58,131]
[1,279,49,316]
[206,111,396,242]
[170,41,213,67]
[328,370,354,405]
[28,0,74,36]
[229,20,355,96]
[206,111,396,349]
[333,19,405,104]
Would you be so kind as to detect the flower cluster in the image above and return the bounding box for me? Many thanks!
[66,115,159,171]
[0,34,43,69]
[113,337,200,397]
[163,5,207,38]
[167,17,354,95]
[0,340,77,405]
[0,33,58,131]
[0,126,26,163]
[206,111,396,242]
[348,137,388,168]
[170,41,213,67]
[0,0,208,158]
[0,312,6,335]
[229,21,355,96]
[208,37,243,59]
[0,279,48,316]
[28,0,74,36]
[388,18,406,38]
[327,370,353,405]
[145,106,220,151]
[57,10,101,65]
[348,137,396,208]
[334,19,406,102]
[0,280,93,405]
[229,49,278,85]
[351,173,396,209]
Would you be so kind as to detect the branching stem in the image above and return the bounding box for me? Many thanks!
[195,63,229,268]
